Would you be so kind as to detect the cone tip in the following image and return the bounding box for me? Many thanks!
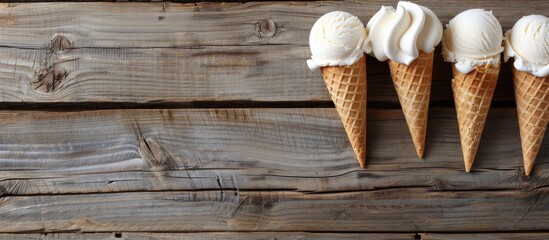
[463,153,475,173]
[357,155,366,168]
[522,153,536,176]
[464,159,473,173]
[524,164,533,176]
[416,148,424,159]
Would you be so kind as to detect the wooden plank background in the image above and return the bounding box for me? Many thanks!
[0,1,544,103]
[2,233,549,240]
[2,232,548,240]
[0,1,548,238]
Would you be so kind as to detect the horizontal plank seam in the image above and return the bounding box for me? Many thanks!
[0,166,536,177]
[5,230,549,234]
[1,186,546,198]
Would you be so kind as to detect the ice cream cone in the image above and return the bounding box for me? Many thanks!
[388,51,434,158]
[513,68,549,176]
[321,56,367,167]
[451,62,500,172]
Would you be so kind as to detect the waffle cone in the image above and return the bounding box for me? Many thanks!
[451,62,500,172]
[321,56,367,167]
[388,51,434,158]
[513,68,549,176]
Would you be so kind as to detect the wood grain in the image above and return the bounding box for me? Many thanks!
[0,45,515,104]
[0,1,546,236]
[0,108,547,232]
[0,108,547,195]
[0,1,543,103]
[421,233,549,240]
[0,233,415,240]
[0,2,543,48]
[0,45,326,102]
[0,189,547,232]
[2,232,549,240]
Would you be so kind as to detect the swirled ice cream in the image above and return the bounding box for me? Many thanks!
[307,11,371,70]
[504,15,549,77]
[366,1,443,65]
[442,9,504,74]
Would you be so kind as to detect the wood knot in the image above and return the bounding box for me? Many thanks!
[32,63,68,93]
[139,137,179,170]
[50,35,73,53]
[31,35,76,93]
[255,19,277,38]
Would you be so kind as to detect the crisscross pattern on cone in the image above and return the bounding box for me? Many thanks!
[513,68,549,176]
[451,63,500,172]
[388,51,434,158]
[321,56,367,167]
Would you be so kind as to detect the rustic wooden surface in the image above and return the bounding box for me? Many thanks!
[0,108,547,233]
[0,1,548,239]
[0,1,543,103]
[2,232,549,240]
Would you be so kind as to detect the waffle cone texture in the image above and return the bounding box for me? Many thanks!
[451,62,500,172]
[388,51,434,158]
[321,56,367,167]
[513,68,549,176]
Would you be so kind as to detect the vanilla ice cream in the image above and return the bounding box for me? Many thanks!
[442,9,504,74]
[307,11,371,70]
[367,1,443,65]
[504,15,549,77]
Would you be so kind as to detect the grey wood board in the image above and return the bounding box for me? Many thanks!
[0,2,544,48]
[1,232,548,240]
[0,108,546,196]
[0,232,413,240]
[0,1,541,103]
[0,45,516,103]
[0,189,547,232]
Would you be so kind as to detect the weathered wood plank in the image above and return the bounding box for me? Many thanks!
[0,189,547,232]
[0,2,544,48]
[0,232,415,240]
[2,232,549,240]
[0,108,546,196]
[0,45,514,103]
[0,1,542,103]
[2,232,548,240]
[422,233,549,240]
[0,45,325,102]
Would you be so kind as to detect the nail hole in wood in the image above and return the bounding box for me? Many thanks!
[115,232,122,238]
[414,233,421,239]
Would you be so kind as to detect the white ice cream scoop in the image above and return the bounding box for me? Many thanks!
[442,9,504,74]
[306,11,371,70]
[504,15,549,77]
